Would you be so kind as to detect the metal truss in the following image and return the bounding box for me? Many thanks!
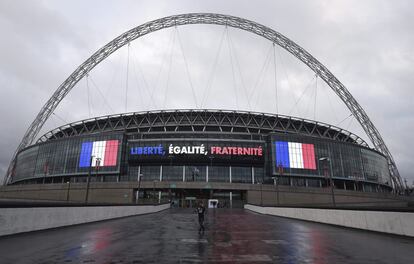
[4,13,403,189]
[37,109,368,147]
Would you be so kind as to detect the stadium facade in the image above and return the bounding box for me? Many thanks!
[8,110,392,205]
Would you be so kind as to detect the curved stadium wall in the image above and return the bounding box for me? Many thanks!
[10,110,392,193]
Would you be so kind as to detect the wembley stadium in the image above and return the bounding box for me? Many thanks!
[0,13,406,207]
[4,109,395,207]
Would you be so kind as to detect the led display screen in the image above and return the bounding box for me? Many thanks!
[275,141,316,170]
[79,140,119,167]
[128,140,264,165]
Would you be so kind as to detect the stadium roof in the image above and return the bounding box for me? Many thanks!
[38,109,368,147]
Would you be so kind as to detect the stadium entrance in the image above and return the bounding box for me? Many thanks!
[154,189,247,208]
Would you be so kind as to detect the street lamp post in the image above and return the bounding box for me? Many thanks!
[136,173,143,204]
[319,157,336,207]
[272,176,279,206]
[208,156,214,183]
[66,181,71,202]
[153,180,156,204]
[95,158,101,182]
[260,182,263,206]
[43,162,49,184]
[85,155,94,204]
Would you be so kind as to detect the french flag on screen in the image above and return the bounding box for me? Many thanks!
[79,140,119,167]
[275,141,316,170]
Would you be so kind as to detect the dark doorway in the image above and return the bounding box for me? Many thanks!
[167,189,246,208]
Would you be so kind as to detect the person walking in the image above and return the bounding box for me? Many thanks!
[196,202,206,233]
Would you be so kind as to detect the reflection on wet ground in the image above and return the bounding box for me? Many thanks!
[0,208,413,263]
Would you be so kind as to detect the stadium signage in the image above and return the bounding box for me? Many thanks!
[168,144,207,155]
[274,141,316,170]
[211,146,262,156]
[130,143,263,157]
[130,145,165,156]
[79,140,119,167]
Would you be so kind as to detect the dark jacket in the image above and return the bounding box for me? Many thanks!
[196,206,205,219]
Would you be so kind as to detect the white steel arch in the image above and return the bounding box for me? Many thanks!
[4,13,403,189]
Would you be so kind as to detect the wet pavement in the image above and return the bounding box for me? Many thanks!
[0,208,413,263]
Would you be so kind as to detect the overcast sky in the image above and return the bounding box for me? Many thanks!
[0,0,413,184]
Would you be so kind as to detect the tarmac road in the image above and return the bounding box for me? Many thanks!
[0,208,413,263]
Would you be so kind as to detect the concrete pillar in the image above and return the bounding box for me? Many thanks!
[230,191,233,208]
[229,166,232,183]
[252,167,255,184]
[182,166,185,182]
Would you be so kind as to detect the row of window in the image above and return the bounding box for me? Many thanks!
[13,133,391,186]
[17,173,392,194]
[126,165,264,183]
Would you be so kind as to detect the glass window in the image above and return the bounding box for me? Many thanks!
[14,146,39,181]
[307,179,320,187]
[209,166,230,182]
[361,149,390,185]
[185,166,206,182]
[162,165,183,181]
[141,165,161,181]
[231,166,252,183]
[292,178,305,187]
[254,167,264,183]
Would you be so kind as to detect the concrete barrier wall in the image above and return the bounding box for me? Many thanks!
[245,204,414,237]
[2,182,409,206]
[0,203,170,237]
